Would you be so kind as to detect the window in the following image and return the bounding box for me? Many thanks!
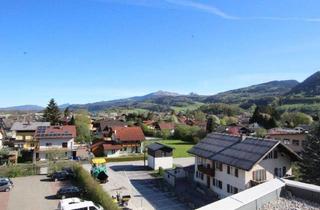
[200,172,204,180]
[215,161,223,171]
[274,167,284,177]
[212,179,222,189]
[283,139,290,145]
[283,167,287,177]
[62,142,68,148]
[252,169,266,182]
[218,180,222,189]
[274,151,278,159]
[227,165,239,177]
[227,184,238,194]
[292,140,300,146]
[46,143,52,147]
[264,150,278,159]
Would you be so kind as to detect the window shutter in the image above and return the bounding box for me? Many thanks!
[235,168,239,177]
[227,166,230,174]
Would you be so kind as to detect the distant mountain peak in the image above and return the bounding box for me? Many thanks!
[148,90,180,97]
[288,71,320,96]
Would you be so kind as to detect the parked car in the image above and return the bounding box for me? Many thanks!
[51,171,69,182]
[0,179,13,192]
[56,186,83,199]
[62,167,75,178]
[58,197,103,210]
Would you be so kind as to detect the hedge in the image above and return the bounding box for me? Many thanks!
[106,155,145,162]
[73,164,119,210]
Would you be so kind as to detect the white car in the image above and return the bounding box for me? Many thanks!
[57,197,104,210]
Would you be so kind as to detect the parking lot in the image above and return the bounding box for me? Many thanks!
[83,157,194,210]
[0,175,68,210]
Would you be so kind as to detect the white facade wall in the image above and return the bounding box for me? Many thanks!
[148,156,173,170]
[164,168,186,186]
[0,139,2,149]
[38,138,74,161]
[104,150,121,157]
[194,148,294,198]
[39,138,74,150]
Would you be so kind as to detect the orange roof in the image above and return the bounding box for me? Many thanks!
[113,126,145,142]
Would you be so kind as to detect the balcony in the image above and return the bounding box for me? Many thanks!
[198,164,215,177]
[250,179,266,187]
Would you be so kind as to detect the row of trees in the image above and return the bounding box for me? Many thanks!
[250,105,313,129]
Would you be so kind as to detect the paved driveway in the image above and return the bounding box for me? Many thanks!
[83,157,194,210]
[0,175,68,210]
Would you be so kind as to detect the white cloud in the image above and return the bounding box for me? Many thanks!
[93,0,320,22]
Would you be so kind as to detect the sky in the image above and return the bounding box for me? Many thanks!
[0,0,320,107]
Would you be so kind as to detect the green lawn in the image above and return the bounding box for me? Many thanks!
[171,102,204,112]
[145,139,195,158]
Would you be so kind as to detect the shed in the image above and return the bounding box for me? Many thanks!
[147,142,174,170]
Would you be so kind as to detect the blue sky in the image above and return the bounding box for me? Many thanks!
[0,0,319,107]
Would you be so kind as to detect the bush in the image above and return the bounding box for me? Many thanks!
[106,155,145,162]
[0,164,38,178]
[73,164,119,210]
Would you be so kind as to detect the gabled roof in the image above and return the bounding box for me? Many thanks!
[147,142,174,152]
[113,126,145,142]
[11,122,50,131]
[188,133,300,171]
[35,125,76,139]
[99,119,127,131]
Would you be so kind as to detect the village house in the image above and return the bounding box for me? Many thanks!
[155,122,175,135]
[34,125,76,161]
[92,118,127,138]
[147,142,174,170]
[10,121,51,149]
[188,133,300,198]
[91,126,145,157]
[111,126,145,155]
[266,128,308,154]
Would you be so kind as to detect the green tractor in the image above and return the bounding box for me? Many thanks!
[90,158,108,184]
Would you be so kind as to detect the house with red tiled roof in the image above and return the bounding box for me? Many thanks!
[91,140,122,157]
[34,125,76,161]
[111,126,145,154]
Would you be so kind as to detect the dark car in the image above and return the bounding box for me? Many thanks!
[56,186,83,199]
[62,167,75,178]
[51,171,69,182]
[0,179,13,192]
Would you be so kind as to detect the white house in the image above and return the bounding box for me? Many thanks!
[34,125,76,161]
[147,142,174,170]
[188,133,300,198]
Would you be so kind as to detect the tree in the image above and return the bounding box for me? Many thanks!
[206,115,220,133]
[281,112,313,128]
[255,128,267,138]
[249,106,278,129]
[298,123,320,185]
[64,107,71,119]
[75,110,91,144]
[193,110,206,122]
[69,115,75,125]
[43,99,61,125]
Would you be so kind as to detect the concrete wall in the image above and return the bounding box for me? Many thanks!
[148,156,173,170]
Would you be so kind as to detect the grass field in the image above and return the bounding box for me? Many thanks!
[145,139,195,158]
[171,102,204,112]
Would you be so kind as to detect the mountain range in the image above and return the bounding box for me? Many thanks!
[1,71,319,112]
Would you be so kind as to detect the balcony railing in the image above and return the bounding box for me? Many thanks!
[250,179,266,187]
[198,164,215,177]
